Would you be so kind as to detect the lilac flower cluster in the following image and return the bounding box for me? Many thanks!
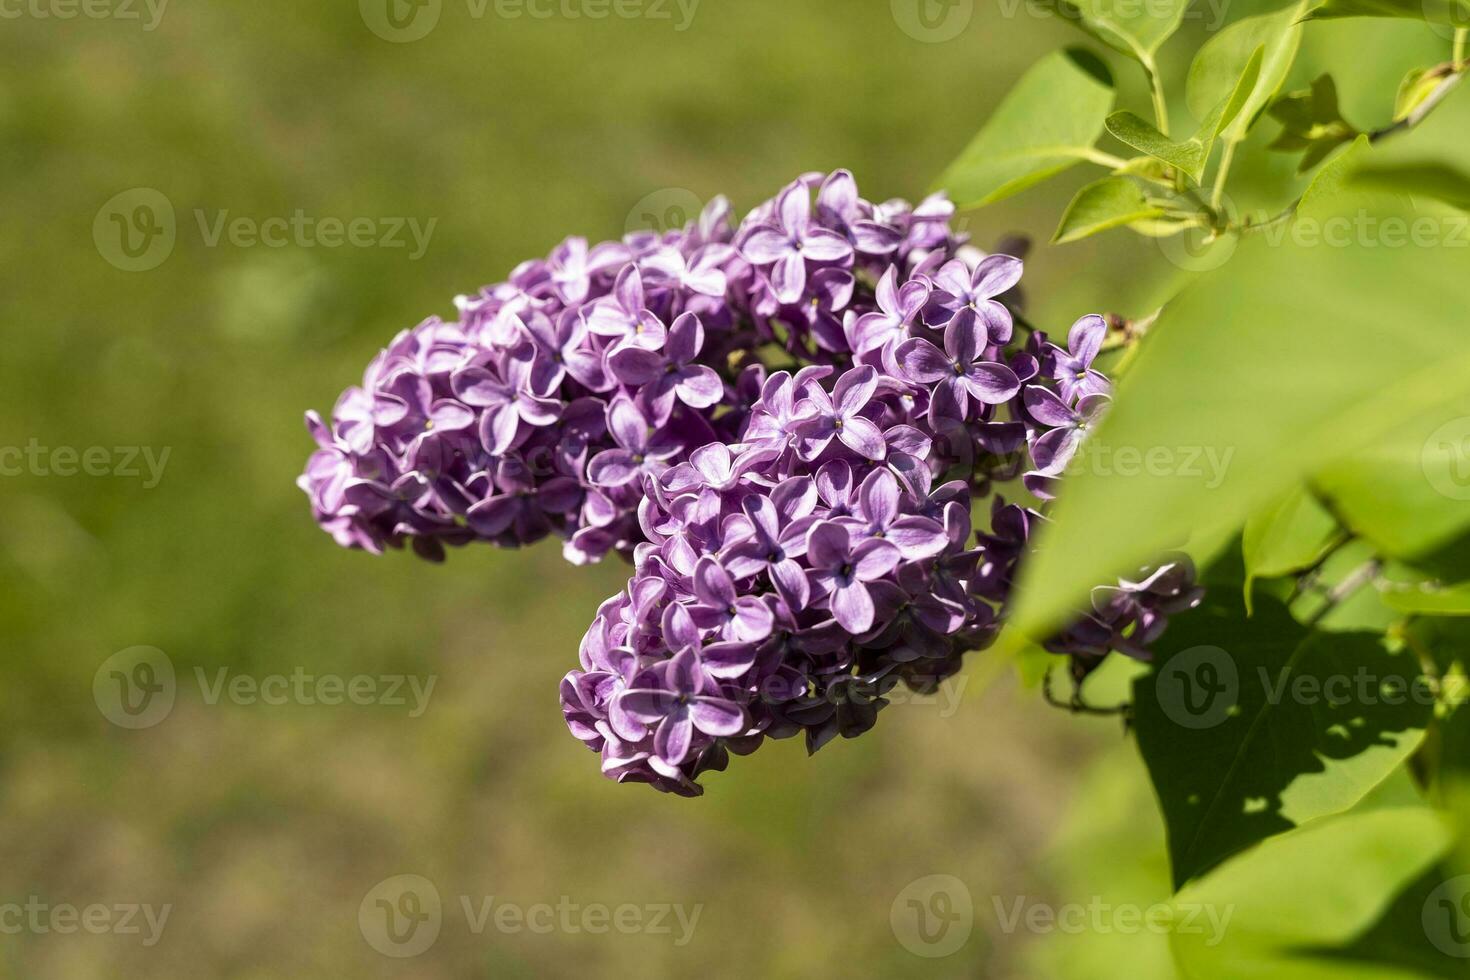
[299,170,1202,796]
[298,172,961,564]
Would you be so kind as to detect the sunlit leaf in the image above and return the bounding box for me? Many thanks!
[1133,580,1431,888]
[1169,806,1454,977]
[1054,176,1165,243]
[1305,0,1470,26]
[934,48,1115,208]
[1315,409,1470,559]
[1008,198,1470,639]
[1187,3,1307,144]
[1242,487,1340,611]
[1027,0,1192,60]
[1350,161,1470,208]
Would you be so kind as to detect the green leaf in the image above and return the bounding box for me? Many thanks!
[1006,200,1470,641]
[1133,585,1431,887]
[1027,0,1191,60]
[1187,3,1307,144]
[1350,161,1470,209]
[1304,0,1470,26]
[1169,807,1453,978]
[1268,75,1362,174]
[1315,409,1470,560]
[1104,49,1262,187]
[1297,133,1372,222]
[1242,488,1340,611]
[1382,582,1470,615]
[1053,176,1165,243]
[934,48,1115,209]
[1105,112,1211,183]
[1395,65,1457,122]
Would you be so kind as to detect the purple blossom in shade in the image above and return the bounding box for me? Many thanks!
[792,365,888,461]
[1048,314,1112,403]
[847,469,949,560]
[804,521,901,633]
[689,557,776,643]
[616,646,748,768]
[739,183,854,304]
[896,309,1022,415]
[1023,387,1111,474]
[586,397,681,488]
[452,353,562,456]
[606,312,724,415]
[299,168,1204,797]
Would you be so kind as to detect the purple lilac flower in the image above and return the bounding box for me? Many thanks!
[299,169,1201,798]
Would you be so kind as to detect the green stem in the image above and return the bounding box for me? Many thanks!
[1143,56,1170,138]
[1072,147,1129,170]
[1211,139,1237,212]
[1456,27,1467,68]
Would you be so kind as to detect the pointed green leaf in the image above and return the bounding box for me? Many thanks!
[1315,409,1470,559]
[1006,199,1470,641]
[1298,133,1372,222]
[1394,64,1456,122]
[1241,488,1339,611]
[1027,0,1192,60]
[1106,111,1214,182]
[1304,0,1470,26]
[934,48,1115,208]
[1105,47,1257,187]
[1382,582,1470,615]
[1169,807,1453,978]
[1268,75,1361,174]
[1054,176,1166,243]
[1187,3,1307,144]
[1134,585,1431,887]
[1350,161,1470,209]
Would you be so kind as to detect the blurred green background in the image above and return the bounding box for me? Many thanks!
[0,0,1458,976]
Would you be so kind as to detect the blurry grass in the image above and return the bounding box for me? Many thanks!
[0,0,1188,975]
